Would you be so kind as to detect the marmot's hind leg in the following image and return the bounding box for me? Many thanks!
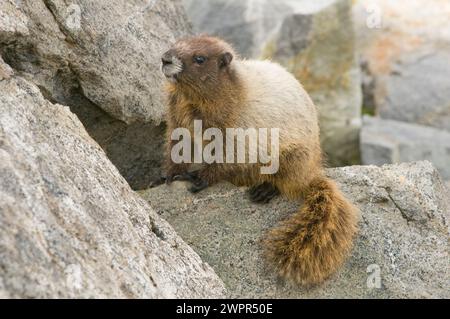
[248,182,280,203]
[173,171,209,193]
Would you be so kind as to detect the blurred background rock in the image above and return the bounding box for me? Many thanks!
[354,0,450,184]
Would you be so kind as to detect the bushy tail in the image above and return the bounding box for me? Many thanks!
[264,176,358,285]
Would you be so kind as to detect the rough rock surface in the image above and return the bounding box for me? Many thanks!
[0,0,192,189]
[353,0,450,130]
[183,0,362,166]
[141,162,449,298]
[0,71,225,298]
[361,116,450,180]
[0,55,14,80]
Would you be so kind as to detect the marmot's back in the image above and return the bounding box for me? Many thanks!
[235,60,319,145]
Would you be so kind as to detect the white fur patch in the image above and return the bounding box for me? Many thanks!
[162,55,183,79]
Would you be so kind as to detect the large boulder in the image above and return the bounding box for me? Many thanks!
[360,116,450,180]
[183,0,362,166]
[0,0,29,41]
[353,0,450,131]
[0,0,192,189]
[0,68,225,298]
[141,161,449,298]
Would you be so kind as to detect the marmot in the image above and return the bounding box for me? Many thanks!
[153,35,358,285]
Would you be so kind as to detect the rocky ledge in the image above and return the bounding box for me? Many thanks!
[141,161,449,298]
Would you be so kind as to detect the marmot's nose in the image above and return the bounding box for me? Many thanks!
[161,51,173,66]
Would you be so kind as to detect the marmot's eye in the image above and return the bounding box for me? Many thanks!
[194,56,207,64]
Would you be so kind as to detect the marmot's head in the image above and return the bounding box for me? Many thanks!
[161,35,236,89]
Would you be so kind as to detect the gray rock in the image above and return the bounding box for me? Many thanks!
[66,100,167,190]
[0,73,225,298]
[140,162,449,298]
[0,0,192,189]
[183,0,362,166]
[378,51,450,130]
[0,55,13,80]
[0,0,29,40]
[361,116,450,180]
[353,0,450,131]
[446,181,450,204]
[1,0,190,123]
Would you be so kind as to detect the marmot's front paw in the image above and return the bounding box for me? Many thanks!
[165,165,189,185]
[188,179,208,193]
[148,169,189,188]
[248,182,279,203]
[149,176,166,188]
[173,171,209,193]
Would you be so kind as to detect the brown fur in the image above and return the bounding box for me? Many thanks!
[160,35,358,285]
[264,175,358,285]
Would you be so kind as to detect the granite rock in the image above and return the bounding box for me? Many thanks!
[141,162,449,298]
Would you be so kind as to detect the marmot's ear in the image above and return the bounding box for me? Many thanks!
[220,52,233,68]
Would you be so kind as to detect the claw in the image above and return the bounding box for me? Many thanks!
[189,179,208,193]
[248,182,279,203]
[149,176,166,188]
[171,171,209,193]
[173,171,199,182]
[165,175,174,185]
